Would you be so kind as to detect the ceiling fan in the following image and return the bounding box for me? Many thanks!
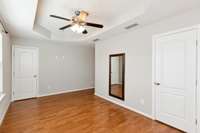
[50,10,104,34]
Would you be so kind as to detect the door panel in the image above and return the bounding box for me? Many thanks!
[13,47,38,101]
[160,93,185,118]
[162,42,185,89]
[155,30,197,132]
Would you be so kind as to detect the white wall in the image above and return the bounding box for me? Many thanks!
[0,32,12,124]
[95,8,200,117]
[12,38,95,96]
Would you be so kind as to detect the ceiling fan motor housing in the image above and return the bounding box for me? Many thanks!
[75,11,80,16]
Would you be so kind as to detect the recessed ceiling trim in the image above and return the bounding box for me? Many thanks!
[93,38,100,42]
[124,23,139,30]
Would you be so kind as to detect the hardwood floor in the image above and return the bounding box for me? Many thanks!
[0,89,183,133]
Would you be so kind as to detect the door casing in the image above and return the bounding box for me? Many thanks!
[12,45,39,101]
[197,26,200,133]
[152,25,200,133]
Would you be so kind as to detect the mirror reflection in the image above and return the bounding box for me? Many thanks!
[109,54,125,100]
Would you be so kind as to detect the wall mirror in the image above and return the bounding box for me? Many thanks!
[109,53,125,100]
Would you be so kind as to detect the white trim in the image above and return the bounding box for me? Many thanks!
[0,94,10,125]
[152,25,200,120]
[95,92,154,120]
[0,93,5,102]
[38,87,94,97]
[152,25,200,39]
[152,35,156,120]
[197,25,200,133]
[11,45,14,101]
[13,45,40,49]
[12,45,39,101]
[0,103,10,125]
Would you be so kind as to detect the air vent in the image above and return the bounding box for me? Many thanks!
[125,23,139,30]
[93,38,100,42]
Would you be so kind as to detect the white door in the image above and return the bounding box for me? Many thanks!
[13,46,38,101]
[154,30,197,132]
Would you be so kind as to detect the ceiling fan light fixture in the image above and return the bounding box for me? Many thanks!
[77,26,85,33]
[70,24,79,32]
[70,24,85,34]
[50,10,103,34]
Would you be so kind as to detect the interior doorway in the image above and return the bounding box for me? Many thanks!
[153,27,199,133]
[13,46,39,101]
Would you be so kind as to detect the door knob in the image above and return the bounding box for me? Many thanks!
[33,75,37,78]
[154,82,160,86]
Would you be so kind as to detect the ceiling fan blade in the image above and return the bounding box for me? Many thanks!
[59,25,72,30]
[85,22,103,28]
[82,29,88,34]
[50,15,71,21]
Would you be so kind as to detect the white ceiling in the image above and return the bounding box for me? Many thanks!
[0,0,200,43]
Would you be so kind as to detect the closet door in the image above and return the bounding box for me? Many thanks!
[155,29,197,132]
[13,46,38,101]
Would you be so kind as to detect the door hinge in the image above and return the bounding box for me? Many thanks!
[196,119,198,125]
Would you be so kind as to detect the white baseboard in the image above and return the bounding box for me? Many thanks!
[38,87,94,97]
[0,94,11,125]
[95,92,154,120]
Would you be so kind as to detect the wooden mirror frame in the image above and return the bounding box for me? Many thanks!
[109,53,125,100]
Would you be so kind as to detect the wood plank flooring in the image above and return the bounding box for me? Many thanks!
[0,89,183,133]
